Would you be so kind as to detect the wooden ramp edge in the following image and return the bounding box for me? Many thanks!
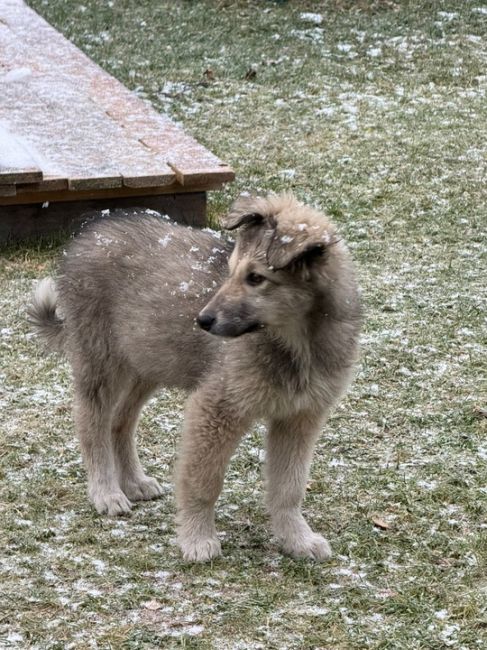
[0,0,234,207]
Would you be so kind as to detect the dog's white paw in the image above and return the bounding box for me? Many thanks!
[90,488,133,516]
[282,532,332,562]
[122,475,163,502]
[179,535,222,562]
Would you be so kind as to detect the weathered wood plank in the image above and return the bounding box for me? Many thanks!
[68,175,123,191]
[167,162,235,187]
[16,175,69,193]
[0,167,42,185]
[0,184,16,197]
[0,123,43,184]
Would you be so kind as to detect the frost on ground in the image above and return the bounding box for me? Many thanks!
[1,0,486,648]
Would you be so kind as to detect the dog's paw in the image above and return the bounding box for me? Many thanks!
[179,536,222,562]
[282,532,332,562]
[90,489,133,516]
[122,475,163,502]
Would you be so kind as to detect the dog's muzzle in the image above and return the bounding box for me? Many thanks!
[196,310,261,337]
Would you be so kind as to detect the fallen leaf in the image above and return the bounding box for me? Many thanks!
[143,599,163,611]
[473,406,487,419]
[372,515,390,530]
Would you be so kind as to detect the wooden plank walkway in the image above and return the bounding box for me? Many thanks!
[0,0,234,210]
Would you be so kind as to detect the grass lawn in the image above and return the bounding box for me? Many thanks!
[1,1,486,648]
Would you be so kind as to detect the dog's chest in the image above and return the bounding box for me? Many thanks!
[227,340,330,418]
[270,369,331,416]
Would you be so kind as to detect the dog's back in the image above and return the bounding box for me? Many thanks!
[45,210,232,390]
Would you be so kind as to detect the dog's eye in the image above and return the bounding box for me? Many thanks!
[246,272,266,287]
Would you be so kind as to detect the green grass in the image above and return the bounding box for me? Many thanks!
[1,1,486,648]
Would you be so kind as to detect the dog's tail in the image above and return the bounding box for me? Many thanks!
[27,278,65,353]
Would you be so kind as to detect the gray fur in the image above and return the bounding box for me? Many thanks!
[28,194,362,562]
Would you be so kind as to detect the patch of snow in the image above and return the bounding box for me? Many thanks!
[202,227,221,239]
[367,47,382,58]
[7,633,24,643]
[160,80,190,96]
[290,28,324,43]
[154,570,172,581]
[316,106,336,117]
[92,559,106,574]
[94,233,114,246]
[1,67,32,82]
[278,169,296,179]
[417,480,438,491]
[439,624,460,646]
[329,458,346,468]
[438,11,458,21]
[300,12,323,25]
[170,624,204,637]
[158,235,172,247]
[14,518,32,527]
[295,605,329,615]
[43,569,59,582]
[0,123,57,173]
[73,579,102,597]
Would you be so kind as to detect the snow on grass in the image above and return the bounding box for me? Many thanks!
[2,0,486,647]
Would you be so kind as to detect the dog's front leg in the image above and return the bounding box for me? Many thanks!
[175,387,250,562]
[266,411,332,561]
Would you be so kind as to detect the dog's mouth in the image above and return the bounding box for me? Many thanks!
[241,322,263,334]
[197,313,263,337]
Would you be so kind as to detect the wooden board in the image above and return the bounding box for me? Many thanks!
[0,124,43,185]
[0,0,234,201]
[0,178,225,206]
[0,184,16,197]
[0,168,41,185]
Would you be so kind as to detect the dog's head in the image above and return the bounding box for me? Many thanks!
[197,193,341,337]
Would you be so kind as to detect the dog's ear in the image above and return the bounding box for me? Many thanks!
[221,211,264,231]
[266,233,332,271]
[220,195,267,231]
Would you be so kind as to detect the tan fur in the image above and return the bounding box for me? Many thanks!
[28,194,362,562]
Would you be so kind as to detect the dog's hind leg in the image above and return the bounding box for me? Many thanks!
[111,379,163,503]
[74,375,132,516]
[265,412,332,561]
[175,386,251,562]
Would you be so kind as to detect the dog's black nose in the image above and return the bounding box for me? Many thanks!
[197,312,216,331]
